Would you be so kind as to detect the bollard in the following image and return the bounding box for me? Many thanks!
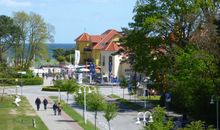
[32,118,36,128]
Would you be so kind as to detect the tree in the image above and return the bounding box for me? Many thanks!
[54,79,79,104]
[52,48,75,64]
[103,103,118,130]
[168,45,219,123]
[0,15,20,63]
[145,106,173,130]
[13,11,54,70]
[87,92,105,130]
[119,77,128,98]
[121,0,220,93]
[178,120,214,130]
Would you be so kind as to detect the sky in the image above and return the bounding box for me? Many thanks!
[0,0,136,43]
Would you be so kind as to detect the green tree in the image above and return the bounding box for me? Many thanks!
[145,106,173,130]
[0,15,20,63]
[178,120,214,130]
[103,103,118,130]
[119,77,128,98]
[87,92,105,130]
[168,45,218,123]
[13,11,54,70]
[55,79,79,103]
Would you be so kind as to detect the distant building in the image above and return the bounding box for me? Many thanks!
[75,29,131,80]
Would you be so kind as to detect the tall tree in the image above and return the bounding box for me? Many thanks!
[13,11,54,70]
[0,15,20,63]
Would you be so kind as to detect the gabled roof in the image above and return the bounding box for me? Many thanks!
[75,29,122,51]
[75,33,90,42]
[90,35,103,43]
[103,42,121,51]
[92,29,121,50]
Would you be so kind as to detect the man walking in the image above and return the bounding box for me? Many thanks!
[43,98,48,110]
[35,97,41,111]
[53,102,58,115]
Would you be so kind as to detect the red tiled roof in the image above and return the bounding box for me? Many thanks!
[75,29,121,50]
[75,33,90,42]
[90,35,103,43]
[92,29,121,50]
[103,42,120,51]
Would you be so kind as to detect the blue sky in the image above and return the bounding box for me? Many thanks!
[0,0,136,43]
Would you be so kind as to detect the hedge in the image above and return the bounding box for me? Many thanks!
[0,77,43,86]
[42,86,66,92]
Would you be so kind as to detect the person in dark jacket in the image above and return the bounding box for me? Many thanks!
[53,103,58,115]
[43,98,48,110]
[57,102,62,116]
[35,97,41,111]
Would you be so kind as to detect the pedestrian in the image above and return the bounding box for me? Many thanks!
[57,102,62,116]
[43,98,48,110]
[53,102,58,115]
[35,97,41,111]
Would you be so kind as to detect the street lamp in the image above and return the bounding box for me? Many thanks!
[210,95,219,130]
[17,71,26,96]
[143,77,150,108]
[15,79,18,95]
[136,111,153,125]
[78,86,92,124]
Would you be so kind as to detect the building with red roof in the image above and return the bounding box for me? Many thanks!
[75,29,130,80]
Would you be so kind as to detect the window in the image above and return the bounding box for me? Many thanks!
[102,55,105,66]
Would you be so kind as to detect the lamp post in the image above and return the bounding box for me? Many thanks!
[210,95,219,130]
[78,86,92,124]
[136,111,153,125]
[17,71,26,96]
[15,79,18,95]
[143,77,150,108]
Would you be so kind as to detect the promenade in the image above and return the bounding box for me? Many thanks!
[26,95,83,130]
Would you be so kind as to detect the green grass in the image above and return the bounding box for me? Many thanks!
[138,95,161,105]
[116,98,146,111]
[0,95,48,130]
[50,96,98,130]
[107,94,120,99]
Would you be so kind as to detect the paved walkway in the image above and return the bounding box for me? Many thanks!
[26,94,83,130]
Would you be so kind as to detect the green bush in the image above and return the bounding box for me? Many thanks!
[0,77,43,86]
[42,86,66,91]
[22,77,43,85]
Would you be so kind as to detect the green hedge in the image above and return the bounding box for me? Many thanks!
[0,77,43,86]
[42,86,66,91]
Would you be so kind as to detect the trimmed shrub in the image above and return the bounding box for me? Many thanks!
[0,77,43,86]
[22,77,43,85]
[42,86,66,91]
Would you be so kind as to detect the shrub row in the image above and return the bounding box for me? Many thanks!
[0,77,43,86]
[42,86,66,92]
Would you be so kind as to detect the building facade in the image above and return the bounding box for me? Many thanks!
[75,29,131,80]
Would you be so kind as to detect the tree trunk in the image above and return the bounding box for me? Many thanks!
[67,92,69,104]
[123,88,124,99]
[108,121,111,130]
[95,111,97,130]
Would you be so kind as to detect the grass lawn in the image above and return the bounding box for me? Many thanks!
[138,95,161,105]
[0,95,48,130]
[50,96,98,130]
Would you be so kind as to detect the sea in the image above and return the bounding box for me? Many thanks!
[47,43,75,58]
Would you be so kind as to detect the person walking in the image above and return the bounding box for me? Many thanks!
[43,98,48,110]
[57,102,62,116]
[35,97,41,111]
[53,103,58,115]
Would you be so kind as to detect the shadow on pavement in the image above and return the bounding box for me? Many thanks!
[56,119,76,122]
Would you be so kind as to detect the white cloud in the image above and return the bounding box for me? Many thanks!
[0,0,32,7]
